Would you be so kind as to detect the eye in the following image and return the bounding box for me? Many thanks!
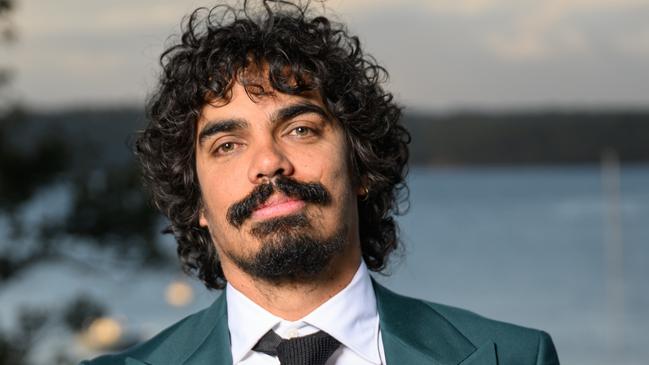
[290,126,314,137]
[214,141,239,155]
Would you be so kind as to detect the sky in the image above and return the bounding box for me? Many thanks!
[2,0,649,111]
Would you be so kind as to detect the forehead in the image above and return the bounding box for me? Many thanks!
[197,80,328,130]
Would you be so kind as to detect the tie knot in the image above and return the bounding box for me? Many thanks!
[253,330,341,365]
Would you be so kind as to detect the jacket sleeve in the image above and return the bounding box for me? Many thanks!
[536,331,560,365]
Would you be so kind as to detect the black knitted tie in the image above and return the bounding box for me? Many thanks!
[252,329,341,365]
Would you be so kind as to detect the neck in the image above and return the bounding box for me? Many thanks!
[224,246,362,321]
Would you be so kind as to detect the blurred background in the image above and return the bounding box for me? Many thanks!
[0,0,647,364]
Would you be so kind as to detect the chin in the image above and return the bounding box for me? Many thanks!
[231,219,348,285]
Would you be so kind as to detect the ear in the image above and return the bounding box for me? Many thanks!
[199,207,209,227]
[356,175,369,198]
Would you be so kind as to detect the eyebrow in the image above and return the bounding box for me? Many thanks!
[198,119,248,146]
[270,102,329,125]
[197,102,329,146]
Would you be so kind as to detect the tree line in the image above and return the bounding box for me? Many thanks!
[404,110,649,165]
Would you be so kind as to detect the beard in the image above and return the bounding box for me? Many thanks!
[225,213,347,285]
[221,176,346,285]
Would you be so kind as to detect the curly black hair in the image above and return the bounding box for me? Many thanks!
[136,0,410,290]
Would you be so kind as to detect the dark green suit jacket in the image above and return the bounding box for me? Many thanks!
[82,282,559,364]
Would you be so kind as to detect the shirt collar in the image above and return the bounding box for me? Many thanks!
[226,281,280,364]
[301,261,381,364]
[226,261,381,364]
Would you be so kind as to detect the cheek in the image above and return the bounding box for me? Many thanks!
[199,181,250,245]
[318,155,355,202]
[297,135,352,181]
[296,151,348,186]
[197,165,242,225]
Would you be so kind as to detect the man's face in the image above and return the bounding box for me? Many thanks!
[195,80,361,285]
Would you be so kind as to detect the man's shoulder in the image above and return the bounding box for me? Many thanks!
[425,300,545,343]
[374,283,559,364]
[424,300,558,364]
[80,301,221,365]
[435,300,548,338]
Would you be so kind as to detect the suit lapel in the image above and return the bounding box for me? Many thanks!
[127,293,232,365]
[373,281,497,365]
[458,342,497,364]
[180,293,232,365]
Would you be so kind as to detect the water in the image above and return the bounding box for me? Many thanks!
[1,165,648,364]
[379,165,649,365]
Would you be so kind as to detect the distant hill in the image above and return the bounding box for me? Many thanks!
[16,107,649,167]
[403,111,649,165]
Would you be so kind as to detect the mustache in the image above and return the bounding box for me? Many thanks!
[226,176,331,228]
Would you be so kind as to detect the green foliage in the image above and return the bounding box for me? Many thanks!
[0,332,26,365]
[0,109,69,213]
[0,0,11,14]
[0,2,122,364]
[64,167,164,263]
[0,0,14,89]
[0,295,104,365]
[0,106,167,281]
[0,307,47,365]
[63,295,106,332]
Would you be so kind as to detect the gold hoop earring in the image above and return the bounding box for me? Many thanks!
[359,186,370,201]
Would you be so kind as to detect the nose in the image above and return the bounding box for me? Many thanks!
[247,141,295,184]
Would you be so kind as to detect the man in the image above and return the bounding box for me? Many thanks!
[83,1,559,364]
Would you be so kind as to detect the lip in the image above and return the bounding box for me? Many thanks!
[251,194,306,220]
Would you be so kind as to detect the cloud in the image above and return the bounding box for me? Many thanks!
[616,27,649,54]
[14,0,203,36]
[331,0,507,16]
[329,0,649,61]
[7,0,649,109]
[476,0,649,60]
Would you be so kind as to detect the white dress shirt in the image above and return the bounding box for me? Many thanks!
[226,261,386,365]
